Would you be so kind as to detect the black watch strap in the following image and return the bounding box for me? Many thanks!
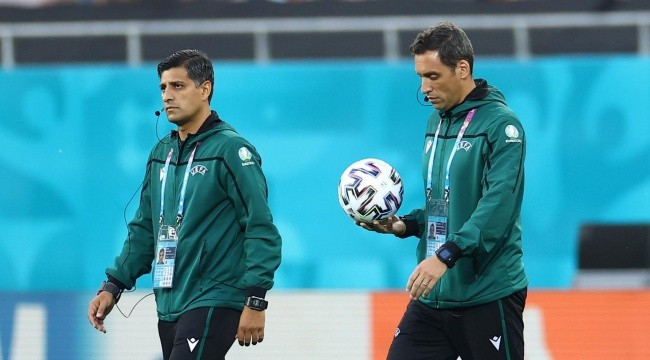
[97,280,123,303]
[435,242,462,269]
[245,296,268,311]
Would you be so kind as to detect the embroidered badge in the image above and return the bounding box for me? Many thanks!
[238,147,255,166]
[505,125,522,143]
[458,140,472,151]
[190,165,208,176]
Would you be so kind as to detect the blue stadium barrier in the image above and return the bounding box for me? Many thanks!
[0,56,649,292]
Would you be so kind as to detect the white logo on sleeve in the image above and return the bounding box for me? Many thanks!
[490,335,502,350]
[187,338,199,352]
[505,125,522,143]
[238,147,255,166]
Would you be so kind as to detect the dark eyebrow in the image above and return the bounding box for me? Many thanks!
[159,80,185,89]
[421,71,439,78]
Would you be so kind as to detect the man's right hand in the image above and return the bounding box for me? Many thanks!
[87,291,116,333]
[356,215,406,236]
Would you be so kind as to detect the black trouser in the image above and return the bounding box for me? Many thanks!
[387,288,527,360]
[158,307,241,360]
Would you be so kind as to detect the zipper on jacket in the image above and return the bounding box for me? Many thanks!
[433,114,456,307]
[161,141,185,317]
[165,141,183,317]
[436,114,453,202]
[173,138,188,222]
[430,114,451,307]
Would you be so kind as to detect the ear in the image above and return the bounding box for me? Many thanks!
[456,60,471,80]
[200,81,212,101]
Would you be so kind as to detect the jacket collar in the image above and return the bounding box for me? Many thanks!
[440,79,489,118]
[171,110,222,140]
[465,79,489,101]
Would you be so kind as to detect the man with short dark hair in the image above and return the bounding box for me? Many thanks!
[358,22,528,360]
[87,49,282,360]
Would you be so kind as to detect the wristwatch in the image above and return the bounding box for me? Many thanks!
[436,247,456,269]
[97,280,123,303]
[245,296,268,311]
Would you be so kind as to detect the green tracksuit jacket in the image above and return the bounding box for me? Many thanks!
[403,80,528,308]
[106,112,282,321]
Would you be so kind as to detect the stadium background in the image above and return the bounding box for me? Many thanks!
[0,1,649,359]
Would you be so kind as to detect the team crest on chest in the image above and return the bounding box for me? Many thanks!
[457,140,472,151]
[190,165,208,176]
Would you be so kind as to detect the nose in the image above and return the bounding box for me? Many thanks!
[420,78,432,94]
[162,88,173,103]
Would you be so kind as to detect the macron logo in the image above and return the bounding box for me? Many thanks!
[490,335,501,350]
[187,338,199,352]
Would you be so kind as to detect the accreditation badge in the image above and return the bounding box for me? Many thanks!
[426,199,448,258]
[153,225,178,288]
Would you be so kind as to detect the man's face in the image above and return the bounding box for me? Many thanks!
[159,67,209,126]
[414,50,465,112]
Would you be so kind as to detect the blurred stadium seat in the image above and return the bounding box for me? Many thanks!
[1,0,649,67]
[574,224,650,288]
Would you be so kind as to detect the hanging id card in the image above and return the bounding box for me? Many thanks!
[426,199,448,258]
[153,225,178,288]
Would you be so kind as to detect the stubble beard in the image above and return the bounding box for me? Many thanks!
[168,115,190,128]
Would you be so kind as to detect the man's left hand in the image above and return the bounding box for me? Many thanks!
[406,256,448,300]
[236,306,265,346]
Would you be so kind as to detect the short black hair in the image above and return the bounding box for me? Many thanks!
[409,22,474,74]
[157,49,214,102]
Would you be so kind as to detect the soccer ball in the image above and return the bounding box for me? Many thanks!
[338,158,404,223]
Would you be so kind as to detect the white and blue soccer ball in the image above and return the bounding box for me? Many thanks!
[338,158,404,223]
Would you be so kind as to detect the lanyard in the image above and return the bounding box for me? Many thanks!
[159,143,199,226]
[425,109,477,202]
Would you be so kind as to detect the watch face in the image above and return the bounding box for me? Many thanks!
[247,297,267,310]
